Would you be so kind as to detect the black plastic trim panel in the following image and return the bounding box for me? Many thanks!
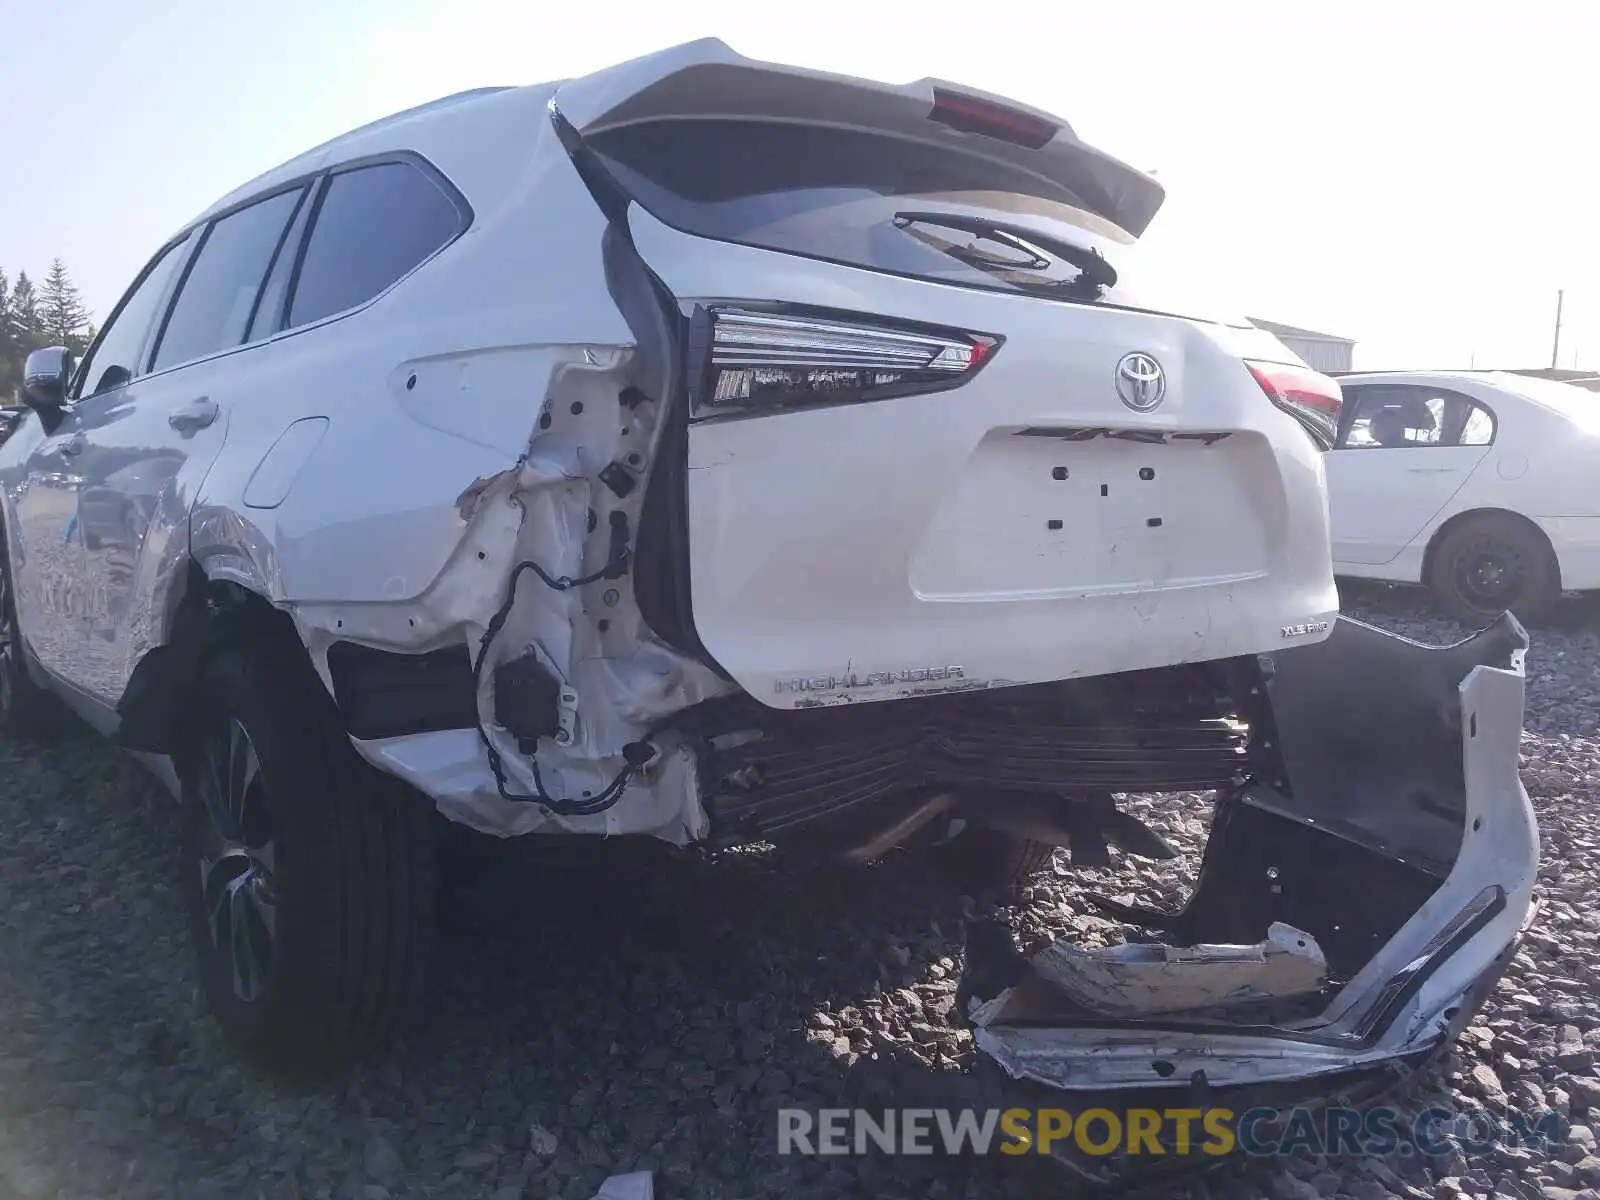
[325,640,479,740]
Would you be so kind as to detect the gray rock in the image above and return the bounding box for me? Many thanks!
[528,1123,559,1160]
[362,1136,403,1182]
[1571,1079,1600,1112]
[1471,1063,1510,1109]
[453,1147,498,1171]
[1514,1079,1548,1114]
[1348,1179,1395,1200]
[1272,1172,1322,1200]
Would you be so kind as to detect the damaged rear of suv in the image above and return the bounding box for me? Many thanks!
[0,37,1534,1107]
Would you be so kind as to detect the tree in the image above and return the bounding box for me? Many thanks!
[39,258,91,355]
[0,264,95,401]
[0,269,14,400]
[9,272,42,353]
[4,272,43,404]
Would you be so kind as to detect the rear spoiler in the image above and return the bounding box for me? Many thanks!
[549,38,1166,239]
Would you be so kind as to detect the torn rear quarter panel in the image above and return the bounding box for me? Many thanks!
[288,343,733,841]
[966,614,1537,1095]
[187,262,734,842]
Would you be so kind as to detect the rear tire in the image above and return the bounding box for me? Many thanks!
[936,829,1057,895]
[180,623,437,1079]
[1426,513,1559,626]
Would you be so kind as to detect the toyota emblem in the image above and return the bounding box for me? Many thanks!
[1114,352,1166,412]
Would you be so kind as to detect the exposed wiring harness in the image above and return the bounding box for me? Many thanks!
[471,510,644,816]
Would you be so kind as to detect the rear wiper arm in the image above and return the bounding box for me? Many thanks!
[892,210,1119,293]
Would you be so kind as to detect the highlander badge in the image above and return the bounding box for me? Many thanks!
[776,666,966,695]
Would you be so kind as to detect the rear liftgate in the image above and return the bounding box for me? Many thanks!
[956,613,1539,1183]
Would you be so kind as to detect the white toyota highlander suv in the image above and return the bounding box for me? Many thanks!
[0,40,1535,1140]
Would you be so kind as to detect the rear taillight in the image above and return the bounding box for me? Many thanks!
[1246,360,1342,449]
[690,308,999,420]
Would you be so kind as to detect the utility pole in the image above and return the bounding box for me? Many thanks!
[1551,289,1565,369]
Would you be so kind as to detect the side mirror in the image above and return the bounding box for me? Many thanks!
[22,347,74,415]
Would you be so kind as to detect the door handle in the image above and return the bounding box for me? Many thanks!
[59,432,86,457]
[169,397,219,434]
[1405,466,1458,474]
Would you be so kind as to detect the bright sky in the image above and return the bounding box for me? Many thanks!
[1,1,1593,371]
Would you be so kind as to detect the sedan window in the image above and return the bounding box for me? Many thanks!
[1459,404,1495,446]
[1338,387,1496,450]
[1343,392,1445,448]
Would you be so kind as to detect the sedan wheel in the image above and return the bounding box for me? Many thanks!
[1428,513,1559,626]
[1454,548,1521,612]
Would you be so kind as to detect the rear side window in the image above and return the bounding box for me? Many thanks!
[288,162,463,328]
[152,187,306,371]
[1338,386,1497,449]
[1460,404,1495,446]
[586,119,1241,325]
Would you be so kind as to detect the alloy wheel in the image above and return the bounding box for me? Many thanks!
[195,716,280,1003]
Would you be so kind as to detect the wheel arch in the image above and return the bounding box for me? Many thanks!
[1421,507,1561,592]
[115,563,311,755]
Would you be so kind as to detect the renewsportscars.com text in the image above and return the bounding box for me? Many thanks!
[776,1106,1564,1158]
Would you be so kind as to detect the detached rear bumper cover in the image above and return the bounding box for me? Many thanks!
[965,613,1537,1094]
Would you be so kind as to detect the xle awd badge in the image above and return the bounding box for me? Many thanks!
[1115,352,1166,412]
[1281,620,1330,639]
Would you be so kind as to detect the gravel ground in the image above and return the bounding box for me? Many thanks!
[0,583,1597,1200]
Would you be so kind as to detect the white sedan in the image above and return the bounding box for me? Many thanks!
[1325,369,1600,622]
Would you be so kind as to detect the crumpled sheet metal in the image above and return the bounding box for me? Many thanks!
[965,614,1538,1096]
[1023,921,1327,1019]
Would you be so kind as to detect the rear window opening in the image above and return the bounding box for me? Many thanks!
[583,118,1245,326]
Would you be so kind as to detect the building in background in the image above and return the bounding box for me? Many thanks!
[1249,317,1356,374]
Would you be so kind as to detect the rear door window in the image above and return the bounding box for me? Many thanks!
[1339,386,1496,449]
[151,186,307,372]
[287,161,465,329]
[246,185,316,342]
